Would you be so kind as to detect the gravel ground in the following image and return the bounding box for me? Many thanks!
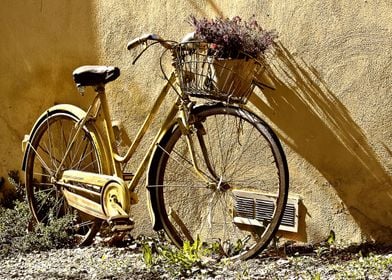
[2,194,391,278]
[1,243,392,279]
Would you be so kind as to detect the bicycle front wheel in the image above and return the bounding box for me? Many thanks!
[24,109,104,246]
[150,104,289,260]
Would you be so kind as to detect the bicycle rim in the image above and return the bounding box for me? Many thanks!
[152,105,288,260]
[25,111,103,246]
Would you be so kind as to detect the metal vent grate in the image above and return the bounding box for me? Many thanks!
[233,190,299,233]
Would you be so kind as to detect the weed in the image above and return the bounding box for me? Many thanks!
[0,170,75,256]
[326,230,336,246]
[314,230,336,257]
[235,262,250,279]
[0,170,25,208]
[0,200,75,256]
[140,235,221,278]
[142,242,153,268]
[312,272,321,280]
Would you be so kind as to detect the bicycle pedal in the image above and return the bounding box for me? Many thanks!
[111,224,134,232]
[108,214,134,224]
[107,215,135,232]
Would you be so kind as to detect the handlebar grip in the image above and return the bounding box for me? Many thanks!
[127,33,173,50]
[127,34,155,50]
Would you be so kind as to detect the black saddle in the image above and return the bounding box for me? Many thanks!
[73,65,120,87]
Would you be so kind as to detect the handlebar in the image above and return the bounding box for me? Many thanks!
[127,32,196,65]
[127,33,173,50]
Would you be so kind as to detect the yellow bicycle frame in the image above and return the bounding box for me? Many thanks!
[22,72,218,223]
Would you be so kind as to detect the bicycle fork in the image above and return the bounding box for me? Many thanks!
[177,104,217,184]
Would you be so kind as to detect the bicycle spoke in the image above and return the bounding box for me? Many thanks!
[165,189,213,206]
[75,220,96,228]
[148,183,207,188]
[25,113,102,246]
[158,143,212,182]
[154,105,288,260]
[28,142,54,176]
[70,141,97,170]
[36,189,56,214]
[45,113,58,171]
[39,142,62,169]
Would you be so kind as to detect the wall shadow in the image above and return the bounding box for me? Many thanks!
[249,42,392,242]
[187,0,225,17]
[0,1,98,188]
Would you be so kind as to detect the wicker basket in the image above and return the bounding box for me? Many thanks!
[173,42,263,104]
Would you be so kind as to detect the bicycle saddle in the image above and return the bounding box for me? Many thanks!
[73,65,120,87]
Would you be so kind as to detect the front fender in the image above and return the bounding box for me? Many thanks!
[146,122,177,231]
[21,104,89,171]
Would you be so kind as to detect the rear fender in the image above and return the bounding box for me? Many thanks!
[21,104,95,171]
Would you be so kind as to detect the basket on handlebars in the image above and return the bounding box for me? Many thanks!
[173,42,264,104]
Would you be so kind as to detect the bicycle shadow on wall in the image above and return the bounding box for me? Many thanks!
[249,42,392,242]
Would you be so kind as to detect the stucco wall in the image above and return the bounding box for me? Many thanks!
[1,0,391,244]
[0,0,99,193]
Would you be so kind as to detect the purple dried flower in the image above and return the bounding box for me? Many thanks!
[188,15,277,59]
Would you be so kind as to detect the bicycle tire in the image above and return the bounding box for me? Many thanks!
[149,104,289,260]
[24,109,105,246]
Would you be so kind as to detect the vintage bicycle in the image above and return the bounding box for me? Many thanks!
[21,34,289,260]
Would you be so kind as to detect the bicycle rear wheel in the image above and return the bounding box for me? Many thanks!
[24,109,104,246]
[150,104,289,260]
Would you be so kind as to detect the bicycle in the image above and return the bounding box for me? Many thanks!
[21,33,289,260]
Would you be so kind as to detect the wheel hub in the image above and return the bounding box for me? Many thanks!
[216,177,231,192]
[219,182,231,191]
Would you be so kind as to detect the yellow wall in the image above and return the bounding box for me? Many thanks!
[0,0,97,195]
[1,0,391,244]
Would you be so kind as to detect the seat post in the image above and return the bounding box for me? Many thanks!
[94,83,106,95]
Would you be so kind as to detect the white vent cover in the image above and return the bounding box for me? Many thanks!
[233,190,300,233]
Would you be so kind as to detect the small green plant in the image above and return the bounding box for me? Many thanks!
[0,170,25,209]
[181,237,203,263]
[312,272,321,280]
[157,237,205,272]
[326,230,336,246]
[142,242,153,268]
[314,230,336,257]
[141,235,220,278]
[0,170,76,256]
[235,262,250,280]
[0,199,75,256]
